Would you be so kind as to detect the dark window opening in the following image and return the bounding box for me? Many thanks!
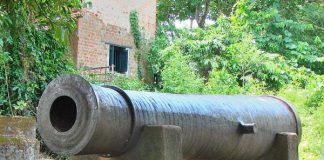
[109,45,129,74]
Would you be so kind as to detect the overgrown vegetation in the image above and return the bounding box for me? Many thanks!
[130,10,146,80]
[124,0,324,159]
[0,0,80,116]
[0,0,323,159]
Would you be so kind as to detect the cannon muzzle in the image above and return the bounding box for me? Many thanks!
[37,75,301,160]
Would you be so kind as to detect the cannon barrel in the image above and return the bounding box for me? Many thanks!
[37,75,301,160]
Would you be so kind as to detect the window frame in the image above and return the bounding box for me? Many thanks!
[106,43,130,75]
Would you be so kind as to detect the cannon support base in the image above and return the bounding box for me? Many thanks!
[111,125,182,160]
[73,129,298,160]
[261,132,298,160]
[112,128,298,160]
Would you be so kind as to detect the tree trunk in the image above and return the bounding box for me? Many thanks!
[190,17,194,29]
[195,0,210,28]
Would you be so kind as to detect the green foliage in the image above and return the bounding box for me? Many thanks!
[129,11,142,49]
[177,28,225,78]
[204,69,242,94]
[305,87,324,109]
[221,35,292,90]
[160,46,204,94]
[279,85,324,160]
[0,0,320,158]
[144,25,169,87]
[135,50,144,80]
[162,20,293,91]
[110,1,324,159]
[0,0,79,116]
[157,0,237,28]
[157,0,203,26]
[233,0,324,74]
[110,75,149,91]
[129,10,145,79]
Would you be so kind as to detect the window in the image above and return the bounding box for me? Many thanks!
[81,0,92,9]
[108,45,129,74]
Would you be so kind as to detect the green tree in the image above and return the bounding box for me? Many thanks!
[158,0,237,28]
[144,25,170,88]
[161,45,204,94]
[233,0,324,74]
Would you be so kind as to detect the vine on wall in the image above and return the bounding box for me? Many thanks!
[129,10,144,79]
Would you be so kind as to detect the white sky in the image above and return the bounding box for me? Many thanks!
[174,19,216,29]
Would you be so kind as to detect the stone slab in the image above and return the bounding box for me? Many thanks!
[0,116,39,160]
[73,125,183,160]
[260,132,298,160]
[0,116,36,139]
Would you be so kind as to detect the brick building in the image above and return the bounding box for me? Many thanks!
[71,0,157,77]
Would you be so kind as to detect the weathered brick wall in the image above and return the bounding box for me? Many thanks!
[71,0,156,77]
[91,0,156,37]
[73,11,111,69]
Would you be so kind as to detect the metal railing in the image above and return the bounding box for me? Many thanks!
[81,65,119,82]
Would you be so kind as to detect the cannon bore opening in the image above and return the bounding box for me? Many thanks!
[50,96,77,132]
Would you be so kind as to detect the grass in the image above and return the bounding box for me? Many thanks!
[279,87,324,160]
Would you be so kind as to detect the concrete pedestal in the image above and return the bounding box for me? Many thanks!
[111,125,182,160]
[74,128,298,160]
[73,125,182,160]
[0,116,39,160]
[261,132,299,160]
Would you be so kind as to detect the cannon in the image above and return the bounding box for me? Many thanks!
[37,75,301,160]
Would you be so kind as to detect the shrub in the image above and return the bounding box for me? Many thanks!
[160,46,204,94]
[0,1,79,116]
[216,35,291,90]
[110,75,149,91]
[305,87,324,109]
[233,0,324,74]
[144,25,169,87]
[204,69,242,94]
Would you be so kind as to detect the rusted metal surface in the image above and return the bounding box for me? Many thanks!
[37,75,301,160]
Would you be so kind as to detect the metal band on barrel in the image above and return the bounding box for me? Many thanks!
[101,85,140,157]
[265,95,302,142]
